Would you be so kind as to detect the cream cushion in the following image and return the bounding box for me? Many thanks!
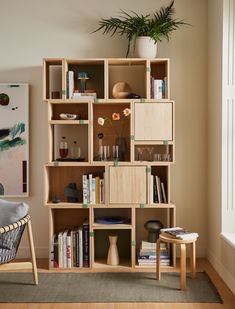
[0,199,29,227]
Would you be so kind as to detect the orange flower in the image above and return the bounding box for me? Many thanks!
[112,113,120,121]
[97,117,105,126]
[123,108,131,117]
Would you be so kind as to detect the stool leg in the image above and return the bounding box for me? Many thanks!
[180,243,186,290]
[26,220,38,285]
[190,241,196,279]
[156,239,161,280]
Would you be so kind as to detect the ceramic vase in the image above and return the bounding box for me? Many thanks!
[107,235,119,266]
[135,36,158,58]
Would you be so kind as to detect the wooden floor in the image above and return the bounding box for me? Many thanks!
[0,258,235,309]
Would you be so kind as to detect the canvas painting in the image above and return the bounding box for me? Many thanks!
[0,84,29,196]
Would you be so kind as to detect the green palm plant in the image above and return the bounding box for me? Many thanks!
[93,0,189,57]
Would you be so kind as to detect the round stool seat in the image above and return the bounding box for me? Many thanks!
[157,233,197,290]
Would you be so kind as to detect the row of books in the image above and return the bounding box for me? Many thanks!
[82,174,105,204]
[150,77,167,99]
[138,240,170,267]
[160,227,199,240]
[50,221,89,268]
[149,175,167,204]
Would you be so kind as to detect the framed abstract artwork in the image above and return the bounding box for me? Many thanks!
[0,84,29,196]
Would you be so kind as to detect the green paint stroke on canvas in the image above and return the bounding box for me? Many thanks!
[0,122,26,151]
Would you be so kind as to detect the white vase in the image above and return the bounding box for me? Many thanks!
[135,36,158,58]
[107,235,119,266]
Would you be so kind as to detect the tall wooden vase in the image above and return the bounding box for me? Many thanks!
[107,235,119,266]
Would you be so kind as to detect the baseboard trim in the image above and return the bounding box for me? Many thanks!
[208,249,235,295]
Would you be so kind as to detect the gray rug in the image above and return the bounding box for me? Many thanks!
[0,272,222,303]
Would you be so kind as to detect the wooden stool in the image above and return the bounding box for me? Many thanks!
[156,234,197,290]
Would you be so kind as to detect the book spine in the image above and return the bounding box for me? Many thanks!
[154,79,163,99]
[53,236,58,268]
[95,176,100,204]
[62,231,68,268]
[50,236,54,269]
[83,222,89,268]
[155,175,162,203]
[58,232,63,268]
[75,229,80,267]
[161,182,167,203]
[67,71,74,99]
[88,174,93,204]
[67,233,72,268]
[82,174,88,204]
[79,227,83,267]
[92,178,96,204]
[149,174,153,204]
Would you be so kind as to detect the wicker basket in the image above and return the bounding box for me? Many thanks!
[0,214,30,265]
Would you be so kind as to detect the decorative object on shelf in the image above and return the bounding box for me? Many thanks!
[95,216,128,224]
[112,82,132,99]
[112,82,140,99]
[93,0,189,57]
[59,136,68,159]
[59,113,78,120]
[71,141,81,159]
[107,234,119,266]
[78,72,89,93]
[52,196,61,203]
[144,220,164,243]
[115,137,127,161]
[97,108,131,161]
[64,183,82,203]
[99,145,110,161]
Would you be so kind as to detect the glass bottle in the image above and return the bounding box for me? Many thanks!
[59,136,68,158]
[71,140,81,159]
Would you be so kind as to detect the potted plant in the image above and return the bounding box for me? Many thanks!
[93,0,188,58]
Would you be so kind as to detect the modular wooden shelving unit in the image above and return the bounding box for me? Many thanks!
[43,58,176,271]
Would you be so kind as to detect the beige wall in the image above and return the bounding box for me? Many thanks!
[208,0,235,294]
[0,0,208,258]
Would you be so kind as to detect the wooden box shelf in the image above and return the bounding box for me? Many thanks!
[66,59,105,99]
[45,165,105,205]
[133,144,174,163]
[93,229,132,269]
[43,57,176,271]
[108,59,147,99]
[49,102,89,121]
[92,102,131,162]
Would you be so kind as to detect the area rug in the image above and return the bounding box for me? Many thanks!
[0,272,223,303]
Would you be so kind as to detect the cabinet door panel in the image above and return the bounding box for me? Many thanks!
[109,166,146,204]
[134,102,173,141]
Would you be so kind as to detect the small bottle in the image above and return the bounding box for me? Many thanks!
[71,140,81,159]
[59,136,68,158]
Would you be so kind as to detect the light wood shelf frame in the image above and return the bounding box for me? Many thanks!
[43,57,176,272]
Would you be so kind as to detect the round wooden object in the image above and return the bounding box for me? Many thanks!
[112,82,132,99]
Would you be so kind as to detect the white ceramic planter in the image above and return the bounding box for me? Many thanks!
[135,36,158,58]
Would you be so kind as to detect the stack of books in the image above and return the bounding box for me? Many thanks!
[50,220,89,268]
[150,76,167,99]
[72,92,97,100]
[149,174,167,204]
[82,173,105,204]
[160,227,199,240]
[138,240,170,267]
